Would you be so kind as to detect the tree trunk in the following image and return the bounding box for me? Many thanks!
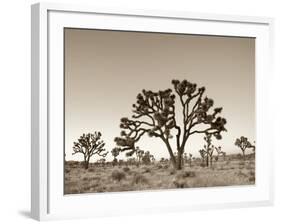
[84,156,90,169]
[242,150,245,160]
[162,139,177,169]
[176,152,183,170]
[84,160,89,169]
[170,155,177,169]
[206,153,209,167]
[112,158,117,166]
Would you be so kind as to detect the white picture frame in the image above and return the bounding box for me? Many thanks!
[31,2,274,221]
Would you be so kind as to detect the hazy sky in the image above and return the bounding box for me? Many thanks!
[64,28,255,161]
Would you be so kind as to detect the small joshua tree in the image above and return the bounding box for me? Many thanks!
[215,146,226,161]
[199,149,206,164]
[142,151,154,165]
[235,136,255,159]
[72,132,108,169]
[114,79,227,170]
[111,147,120,166]
[200,133,215,167]
[136,147,144,164]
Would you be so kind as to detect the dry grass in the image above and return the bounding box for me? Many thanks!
[64,157,255,194]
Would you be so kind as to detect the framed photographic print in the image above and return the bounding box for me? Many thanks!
[31,2,274,221]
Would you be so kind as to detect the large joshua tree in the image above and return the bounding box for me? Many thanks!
[114,79,227,170]
[72,132,108,169]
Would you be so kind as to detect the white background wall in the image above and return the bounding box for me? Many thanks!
[0,0,280,223]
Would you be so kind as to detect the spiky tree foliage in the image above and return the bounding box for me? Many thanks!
[215,146,226,161]
[72,132,108,169]
[124,146,144,164]
[141,151,155,165]
[111,147,120,166]
[235,136,255,159]
[111,147,120,158]
[115,79,227,170]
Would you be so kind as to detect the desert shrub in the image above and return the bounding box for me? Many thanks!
[170,169,176,175]
[142,167,151,173]
[179,171,196,178]
[173,180,187,188]
[249,160,255,166]
[67,161,80,168]
[173,178,189,188]
[123,167,131,172]
[132,173,148,185]
[238,161,245,166]
[91,176,101,181]
[200,163,206,167]
[96,186,107,192]
[65,168,71,174]
[157,164,163,169]
[172,171,195,189]
[108,183,134,192]
[69,188,80,194]
[82,185,92,192]
[218,166,225,170]
[237,171,247,178]
[88,167,95,172]
[82,176,90,181]
[249,170,255,176]
[249,176,255,182]
[66,180,78,189]
[163,164,169,169]
[245,164,252,170]
[111,170,126,182]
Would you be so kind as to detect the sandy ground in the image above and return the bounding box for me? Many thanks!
[64,157,255,194]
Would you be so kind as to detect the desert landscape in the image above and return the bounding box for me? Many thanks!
[64,29,256,195]
[64,78,256,194]
[65,153,255,194]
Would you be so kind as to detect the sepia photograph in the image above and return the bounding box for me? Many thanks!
[64,28,256,194]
